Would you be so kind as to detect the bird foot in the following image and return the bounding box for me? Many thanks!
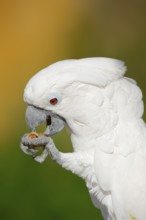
[20,133,52,163]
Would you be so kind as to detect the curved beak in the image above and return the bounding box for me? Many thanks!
[25,105,65,136]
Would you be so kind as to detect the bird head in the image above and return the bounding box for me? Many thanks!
[24,57,130,137]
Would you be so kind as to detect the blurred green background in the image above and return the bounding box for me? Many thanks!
[0,0,146,219]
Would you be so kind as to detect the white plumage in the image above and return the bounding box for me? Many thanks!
[22,58,146,220]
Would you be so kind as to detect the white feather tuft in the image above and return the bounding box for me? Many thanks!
[40,57,127,87]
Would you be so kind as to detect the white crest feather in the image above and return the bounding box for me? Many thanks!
[45,57,126,87]
[26,57,127,91]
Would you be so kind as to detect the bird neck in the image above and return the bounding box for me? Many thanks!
[69,118,146,154]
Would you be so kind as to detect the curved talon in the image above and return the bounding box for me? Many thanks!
[29,148,38,154]
[32,154,36,159]
[20,143,34,155]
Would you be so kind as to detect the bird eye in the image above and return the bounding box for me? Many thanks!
[50,98,58,105]
[48,92,62,106]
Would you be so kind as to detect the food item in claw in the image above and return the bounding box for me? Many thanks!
[27,132,49,150]
[28,132,46,150]
[28,132,43,139]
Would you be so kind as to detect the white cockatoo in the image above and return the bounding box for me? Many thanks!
[20,58,146,220]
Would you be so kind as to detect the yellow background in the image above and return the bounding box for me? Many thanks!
[0,1,146,219]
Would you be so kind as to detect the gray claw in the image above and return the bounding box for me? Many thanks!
[20,134,53,163]
[21,134,50,146]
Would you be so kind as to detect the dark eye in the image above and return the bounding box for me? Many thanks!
[49,98,58,105]
[48,92,62,106]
